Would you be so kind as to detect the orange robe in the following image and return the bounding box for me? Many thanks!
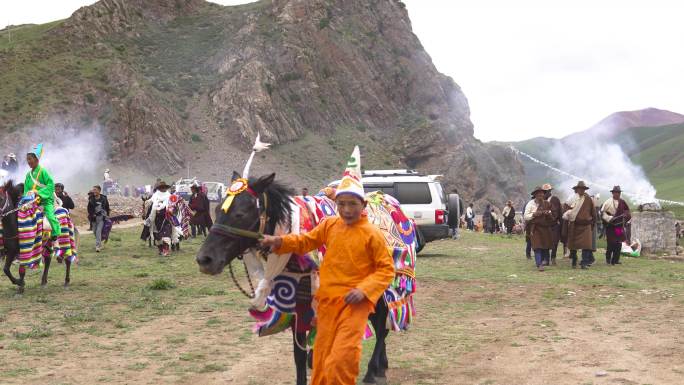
[276,215,395,385]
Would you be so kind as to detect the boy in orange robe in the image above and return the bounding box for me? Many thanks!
[260,146,395,384]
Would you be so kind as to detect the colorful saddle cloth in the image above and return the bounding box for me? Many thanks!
[250,191,418,337]
[0,202,77,269]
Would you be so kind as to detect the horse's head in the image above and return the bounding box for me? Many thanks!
[196,173,293,275]
[0,180,23,212]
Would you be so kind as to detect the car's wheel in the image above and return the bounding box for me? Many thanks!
[415,226,426,253]
[447,193,461,228]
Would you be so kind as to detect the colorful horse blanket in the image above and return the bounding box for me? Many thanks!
[249,191,418,337]
[0,202,77,268]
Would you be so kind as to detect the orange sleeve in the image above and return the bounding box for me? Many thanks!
[275,217,330,255]
[356,230,395,304]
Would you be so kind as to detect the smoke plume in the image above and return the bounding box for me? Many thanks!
[549,126,657,204]
[9,123,107,193]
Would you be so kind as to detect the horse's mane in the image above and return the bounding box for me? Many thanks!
[248,176,294,231]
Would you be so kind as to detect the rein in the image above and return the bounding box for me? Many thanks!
[211,189,271,299]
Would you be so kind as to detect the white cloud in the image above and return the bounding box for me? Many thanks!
[404,0,684,141]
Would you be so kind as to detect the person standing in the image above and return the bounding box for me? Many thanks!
[543,184,562,265]
[562,181,597,269]
[522,199,534,259]
[149,181,173,256]
[524,186,555,271]
[87,185,110,252]
[1,155,9,171]
[503,200,516,234]
[466,203,475,231]
[601,186,631,265]
[482,204,492,234]
[55,183,75,210]
[22,145,60,242]
[189,184,212,238]
[259,146,394,385]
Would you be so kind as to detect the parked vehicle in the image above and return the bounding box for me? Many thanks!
[203,182,226,202]
[174,177,198,200]
[329,169,455,252]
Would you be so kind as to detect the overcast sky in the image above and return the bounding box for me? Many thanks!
[5,0,684,141]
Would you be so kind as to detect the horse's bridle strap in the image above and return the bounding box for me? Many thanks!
[209,191,269,240]
[210,223,263,240]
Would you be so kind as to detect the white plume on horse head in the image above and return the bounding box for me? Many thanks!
[243,133,272,179]
[253,133,271,152]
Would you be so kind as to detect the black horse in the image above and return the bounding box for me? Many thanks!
[195,173,390,385]
[0,181,72,294]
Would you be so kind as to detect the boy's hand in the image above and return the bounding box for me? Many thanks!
[259,235,282,249]
[344,288,365,304]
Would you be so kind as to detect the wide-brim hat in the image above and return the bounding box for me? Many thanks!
[8,153,16,158]
[335,146,365,201]
[610,185,622,193]
[156,181,171,189]
[542,183,553,191]
[572,180,589,190]
[531,186,545,196]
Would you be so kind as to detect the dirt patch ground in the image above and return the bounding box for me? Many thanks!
[0,230,682,384]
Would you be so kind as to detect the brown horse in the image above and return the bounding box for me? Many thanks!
[0,181,72,294]
[195,173,392,385]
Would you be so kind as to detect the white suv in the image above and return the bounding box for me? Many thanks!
[329,169,450,250]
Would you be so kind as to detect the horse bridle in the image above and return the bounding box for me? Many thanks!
[209,187,271,299]
[210,189,270,242]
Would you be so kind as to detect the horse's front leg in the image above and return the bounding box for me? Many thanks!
[292,327,308,385]
[3,254,20,286]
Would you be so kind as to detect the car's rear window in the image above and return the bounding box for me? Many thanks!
[364,184,395,195]
[394,182,432,204]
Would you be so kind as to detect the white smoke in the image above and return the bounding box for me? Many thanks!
[548,130,657,204]
[10,123,106,193]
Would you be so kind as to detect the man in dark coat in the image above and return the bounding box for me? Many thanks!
[524,186,556,271]
[87,185,110,252]
[600,185,631,265]
[189,184,213,237]
[482,204,492,233]
[543,183,562,265]
[55,183,75,211]
[562,181,597,269]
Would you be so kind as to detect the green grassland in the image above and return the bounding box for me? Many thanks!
[0,228,682,384]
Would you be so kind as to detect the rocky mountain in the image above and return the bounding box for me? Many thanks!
[0,0,525,206]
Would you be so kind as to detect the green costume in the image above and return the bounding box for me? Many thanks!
[24,165,60,238]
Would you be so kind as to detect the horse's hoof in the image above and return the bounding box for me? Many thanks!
[362,376,376,384]
[64,283,70,289]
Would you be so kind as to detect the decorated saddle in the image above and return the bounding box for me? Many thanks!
[0,202,77,269]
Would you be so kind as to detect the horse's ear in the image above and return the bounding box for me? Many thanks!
[231,171,241,182]
[251,173,276,193]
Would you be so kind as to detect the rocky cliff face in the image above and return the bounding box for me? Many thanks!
[0,0,526,205]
